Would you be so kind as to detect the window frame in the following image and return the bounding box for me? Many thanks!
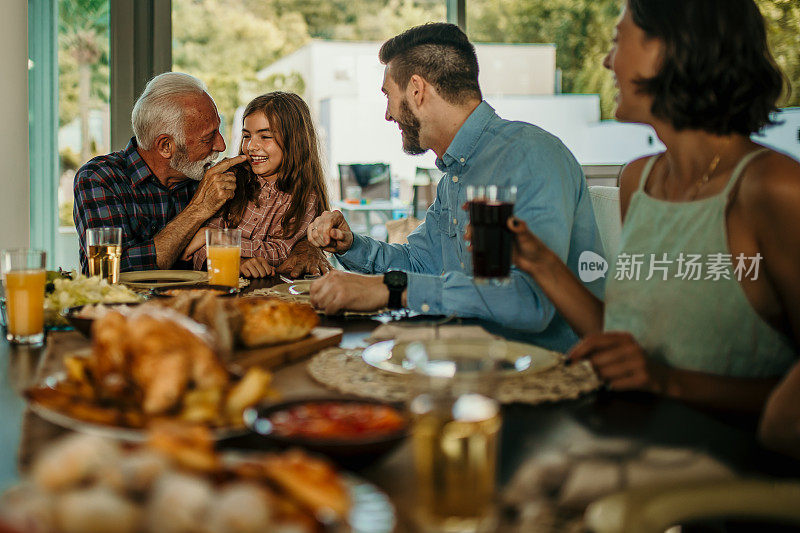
[28,0,59,265]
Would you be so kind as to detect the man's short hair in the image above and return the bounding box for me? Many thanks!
[379,23,482,104]
[131,72,209,150]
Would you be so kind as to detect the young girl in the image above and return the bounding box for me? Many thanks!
[183,92,330,277]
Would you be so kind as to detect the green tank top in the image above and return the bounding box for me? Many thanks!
[603,149,795,377]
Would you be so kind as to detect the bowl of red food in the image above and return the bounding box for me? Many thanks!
[243,398,408,469]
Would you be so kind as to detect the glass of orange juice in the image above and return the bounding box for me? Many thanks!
[206,228,241,287]
[1,249,47,345]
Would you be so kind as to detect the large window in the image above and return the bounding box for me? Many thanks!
[28,0,110,270]
[465,0,800,179]
[57,0,111,229]
[30,1,800,267]
[171,0,448,205]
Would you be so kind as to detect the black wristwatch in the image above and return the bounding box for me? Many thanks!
[383,270,408,309]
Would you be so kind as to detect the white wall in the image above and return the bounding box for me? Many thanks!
[320,94,438,199]
[0,2,29,250]
[756,108,800,161]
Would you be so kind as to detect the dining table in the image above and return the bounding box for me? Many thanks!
[1,276,799,532]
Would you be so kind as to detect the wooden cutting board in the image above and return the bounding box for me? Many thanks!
[228,327,343,371]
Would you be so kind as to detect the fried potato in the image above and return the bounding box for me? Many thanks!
[179,388,223,424]
[224,367,272,423]
[27,387,124,426]
[248,450,350,520]
[63,355,90,384]
[147,422,218,473]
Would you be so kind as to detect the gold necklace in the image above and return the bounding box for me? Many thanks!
[688,141,729,200]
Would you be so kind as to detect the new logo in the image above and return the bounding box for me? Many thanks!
[578,251,608,283]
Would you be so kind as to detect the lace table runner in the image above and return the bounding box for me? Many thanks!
[307,347,601,405]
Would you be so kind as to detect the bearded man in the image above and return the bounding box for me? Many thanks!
[307,23,604,351]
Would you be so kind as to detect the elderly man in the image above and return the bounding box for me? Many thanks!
[308,23,604,351]
[74,72,326,277]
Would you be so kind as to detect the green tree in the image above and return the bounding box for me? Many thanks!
[468,0,618,91]
[271,0,444,41]
[58,0,109,161]
[756,0,800,107]
[172,0,311,138]
[468,0,799,119]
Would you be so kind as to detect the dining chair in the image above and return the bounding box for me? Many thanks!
[589,185,622,259]
[338,163,391,201]
[412,167,442,218]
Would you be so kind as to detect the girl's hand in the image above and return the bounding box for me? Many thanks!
[240,257,274,278]
[507,217,551,274]
[568,331,669,393]
[181,229,207,261]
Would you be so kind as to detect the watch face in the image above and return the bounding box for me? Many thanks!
[384,270,407,289]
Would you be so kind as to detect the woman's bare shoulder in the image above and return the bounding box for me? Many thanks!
[739,148,800,214]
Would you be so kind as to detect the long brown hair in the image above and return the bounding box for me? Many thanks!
[220,92,330,236]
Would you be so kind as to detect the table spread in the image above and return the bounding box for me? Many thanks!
[1,277,798,532]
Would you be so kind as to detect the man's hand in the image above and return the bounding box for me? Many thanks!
[310,270,389,314]
[277,239,332,278]
[307,210,354,253]
[240,257,274,278]
[188,155,247,219]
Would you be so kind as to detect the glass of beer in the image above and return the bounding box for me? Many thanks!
[466,185,517,284]
[206,228,241,287]
[1,249,47,345]
[410,347,502,532]
[86,227,122,283]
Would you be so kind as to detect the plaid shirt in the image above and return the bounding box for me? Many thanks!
[73,138,199,273]
[193,178,317,269]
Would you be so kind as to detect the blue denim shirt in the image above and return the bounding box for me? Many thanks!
[338,102,605,352]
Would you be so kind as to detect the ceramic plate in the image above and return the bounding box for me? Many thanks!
[362,338,561,376]
[118,270,208,289]
[221,453,396,533]
[27,369,247,442]
[270,280,312,296]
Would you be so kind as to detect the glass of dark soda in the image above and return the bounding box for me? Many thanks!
[466,185,517,284]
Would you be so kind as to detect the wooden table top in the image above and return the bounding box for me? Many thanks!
[1,276,799,531]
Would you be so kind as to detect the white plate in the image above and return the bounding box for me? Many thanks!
[27,372,247,442]
[224,455,396,533]
[119,270,208,289]
[270,281,312,296]
[362,338,561,375]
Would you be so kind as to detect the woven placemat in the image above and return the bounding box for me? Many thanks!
[307,347,601,405]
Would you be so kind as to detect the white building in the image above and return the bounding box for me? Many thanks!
[254,39,800,197]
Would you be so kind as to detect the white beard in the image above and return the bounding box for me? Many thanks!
[170,146,220,181]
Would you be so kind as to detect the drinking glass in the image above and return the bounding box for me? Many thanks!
[409,344,503,532]
[1,249,47,345]
[206,228,241,287]
[466,185,517,285]
[86,227,122,283]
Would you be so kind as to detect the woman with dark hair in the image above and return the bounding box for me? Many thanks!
[501,0,800,412]
[183,92,330,277]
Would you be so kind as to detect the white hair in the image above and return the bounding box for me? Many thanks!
[131,72,209,150]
